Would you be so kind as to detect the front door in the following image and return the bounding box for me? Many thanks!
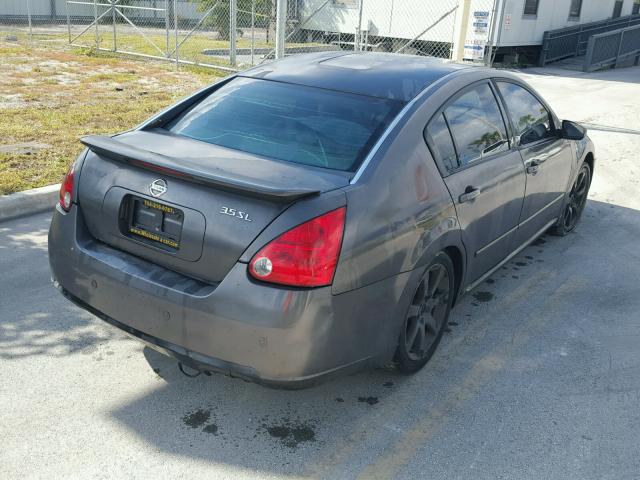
[495,81,574,243]
[425,81,526,284]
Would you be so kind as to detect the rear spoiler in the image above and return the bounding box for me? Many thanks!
[80,135,320,202]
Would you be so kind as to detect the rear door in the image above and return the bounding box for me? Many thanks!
[426,81,526,284]
[495,81,573,243]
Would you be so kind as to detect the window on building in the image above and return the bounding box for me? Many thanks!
[332,0,359,8]
[523,0,539,16]
[633,0,639,15]
[569,0,583,18]
[612,0,623,18]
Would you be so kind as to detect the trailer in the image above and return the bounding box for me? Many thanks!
[297,0,640,61]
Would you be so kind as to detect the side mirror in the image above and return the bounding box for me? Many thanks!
[561,120,586,140]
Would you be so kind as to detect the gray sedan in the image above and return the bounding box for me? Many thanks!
[48,52,594,387]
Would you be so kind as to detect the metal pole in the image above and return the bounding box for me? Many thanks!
[230,0,237,67]
[275,0,287,59]
[112,0,117,51]
[66,0,72,44]
[94,0,99,50]
[491,0,507,67]
[174,0,178,69]
[484,0,499,67]
[165,0,169,56]
[27,0,33,43]
[355,0,364,51]
[251,0,256,65]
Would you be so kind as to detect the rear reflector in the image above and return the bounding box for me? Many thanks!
[59,164,75,212]
[249,207,346,287]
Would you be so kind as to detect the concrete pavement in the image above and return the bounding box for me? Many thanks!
[1,66,639,479]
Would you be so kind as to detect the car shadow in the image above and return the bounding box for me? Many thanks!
[105,198,640,476]
[0,212,118,360]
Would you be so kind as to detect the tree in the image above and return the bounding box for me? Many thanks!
[195,0,274,40]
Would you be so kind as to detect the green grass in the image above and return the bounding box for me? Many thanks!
[0,41,223,195]
[4,29,319,68]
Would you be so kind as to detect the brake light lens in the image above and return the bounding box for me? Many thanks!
[59,164,75,212]
[249,207,346,287]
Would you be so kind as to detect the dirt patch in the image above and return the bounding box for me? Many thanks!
[0,40,221,194]
[0,94,27,109]
[0,142,51,155]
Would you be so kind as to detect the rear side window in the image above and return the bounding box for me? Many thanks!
[443,83,509,167]
[425,113,458,173]
[165,77,402,172]
[497,82,554,146]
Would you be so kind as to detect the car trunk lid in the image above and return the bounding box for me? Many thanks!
[77,130,350,284]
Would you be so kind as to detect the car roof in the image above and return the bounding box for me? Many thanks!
[240,52,473,102]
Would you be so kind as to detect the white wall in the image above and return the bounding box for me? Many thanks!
[494,0,637,46]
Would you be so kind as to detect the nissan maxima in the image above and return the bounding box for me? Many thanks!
[48,52,594,387]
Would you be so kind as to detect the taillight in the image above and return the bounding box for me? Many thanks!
[59,164,75,212]
[249,207,346,287]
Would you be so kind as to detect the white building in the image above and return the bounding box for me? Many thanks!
[299,0,640,60]
[495,0,639,46]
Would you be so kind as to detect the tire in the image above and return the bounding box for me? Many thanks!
[396,252,455,373]
[551,162,591,236]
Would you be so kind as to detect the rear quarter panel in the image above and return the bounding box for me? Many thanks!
[331,78,476,296]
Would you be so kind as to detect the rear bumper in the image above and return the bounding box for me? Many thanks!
[48,205,411,388]
[59,287,365,388]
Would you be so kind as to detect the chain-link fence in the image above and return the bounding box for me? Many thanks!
[2,0,500,71]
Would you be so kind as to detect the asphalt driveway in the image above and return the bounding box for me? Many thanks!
[1,66,639,479]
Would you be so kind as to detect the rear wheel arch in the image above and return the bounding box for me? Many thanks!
[584,152,594,178]
[443,245,464,306]
[412,228,466,307]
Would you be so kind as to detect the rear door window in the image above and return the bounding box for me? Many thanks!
[425,113,458,173]
[443,83,510,167]
[496,81,554,146]
[165,77,402,172]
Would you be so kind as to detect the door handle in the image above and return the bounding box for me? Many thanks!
[459,187,481,203]
[526,158,542,175]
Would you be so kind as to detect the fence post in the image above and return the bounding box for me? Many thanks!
[355,0,364,51]
[27,0,33,43]
[174,0,178,69]
[66,0,71,44]
[250,0,256,65]
[230,0,237,67]
[275,0,287,59]
[165,0,170,56]
[112,0,117,52]
[94,0,99,50]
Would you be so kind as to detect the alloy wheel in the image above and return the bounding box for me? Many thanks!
[404,263,451,361]
[562,165,590,232]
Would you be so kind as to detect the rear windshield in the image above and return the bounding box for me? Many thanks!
[165,77,402,172]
